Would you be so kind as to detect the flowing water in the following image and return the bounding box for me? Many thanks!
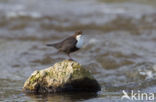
[0,0,156,101]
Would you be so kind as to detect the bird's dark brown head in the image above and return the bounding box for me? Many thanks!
[73,31,83,38]
[75,31,82,35]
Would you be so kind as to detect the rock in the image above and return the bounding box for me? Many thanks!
[23,60,101,93]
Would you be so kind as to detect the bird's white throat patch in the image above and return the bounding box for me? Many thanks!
[76,35,84,48]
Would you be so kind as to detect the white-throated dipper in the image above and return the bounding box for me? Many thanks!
[46,31,84,59]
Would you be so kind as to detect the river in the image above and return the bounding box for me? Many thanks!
[0,0,156,101]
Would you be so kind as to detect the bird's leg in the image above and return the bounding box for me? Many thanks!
[67,53,71,58]
[67,53,73,61]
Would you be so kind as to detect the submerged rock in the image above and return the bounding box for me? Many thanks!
[23,60,101,93]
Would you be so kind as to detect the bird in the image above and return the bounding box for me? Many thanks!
[46,31,84,59]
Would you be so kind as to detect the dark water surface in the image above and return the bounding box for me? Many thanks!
[0,0,156,101]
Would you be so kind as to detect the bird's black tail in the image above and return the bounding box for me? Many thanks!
[46,44,55,47]
[46,43,61,49]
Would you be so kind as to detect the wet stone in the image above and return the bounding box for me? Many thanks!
[23,60,101,93]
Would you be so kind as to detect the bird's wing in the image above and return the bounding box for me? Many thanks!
[60,37,77,51]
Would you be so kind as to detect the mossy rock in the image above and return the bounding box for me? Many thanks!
[23,60,101,93]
